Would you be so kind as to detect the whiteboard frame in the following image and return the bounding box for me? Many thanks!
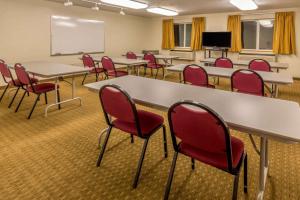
[50,15,105,56]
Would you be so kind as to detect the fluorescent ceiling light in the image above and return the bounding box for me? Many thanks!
[100,0,148,9]
[230,0,258,10]
[64,0,73,6]
[147,7,178,16]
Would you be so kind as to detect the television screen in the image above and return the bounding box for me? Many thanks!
[202,32,232,48]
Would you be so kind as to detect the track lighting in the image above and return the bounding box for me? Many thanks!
[64,0,73,6]
[120,9,126,15]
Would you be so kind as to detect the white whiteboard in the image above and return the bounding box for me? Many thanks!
[51,16,105,55]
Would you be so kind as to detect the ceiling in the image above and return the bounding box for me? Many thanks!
[47,0,300,17]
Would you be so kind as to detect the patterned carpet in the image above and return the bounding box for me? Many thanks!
[0,69,299,200]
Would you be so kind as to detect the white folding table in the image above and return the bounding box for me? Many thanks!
[200,58,289,72]
[165,64,293,97]
[123,53,179,65]
[14,62,90,116]
[85,75,300,200]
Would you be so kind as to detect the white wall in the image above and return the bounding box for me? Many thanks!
[145,8,300,78]
[0,0,150,65]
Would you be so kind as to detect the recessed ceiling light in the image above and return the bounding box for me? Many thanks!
[230,0,258,10]
[64,0,73,6]
[147,7,178,16]
[100,0,148,9]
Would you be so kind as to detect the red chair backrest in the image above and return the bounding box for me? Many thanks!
[249,59,271,72]
[144,53,156,67]
[231,69,264,96]
[99,85,141,136]
[101,56,115,72]
[168,101,233,169]
[0,59,13,82]
[14,63,31,86]
[126,52,137,59]
[215,57,233,68]
[183,65,209,87]
[82,54,95,68]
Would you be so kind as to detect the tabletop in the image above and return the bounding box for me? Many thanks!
[14,61,89,78]
[200,58,289,69]
[85,75,300,143]
[166,64,293,85]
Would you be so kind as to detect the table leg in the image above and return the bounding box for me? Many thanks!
[257,136,269,200]
[45,76,82,117]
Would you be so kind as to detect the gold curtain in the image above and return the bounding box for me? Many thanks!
[273,12,296,55]
[190,17,206,51]
[162,19,175,49]
[227,15,242,52]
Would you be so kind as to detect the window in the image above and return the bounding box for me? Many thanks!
[174,23,192,48]
[241,19,274,50]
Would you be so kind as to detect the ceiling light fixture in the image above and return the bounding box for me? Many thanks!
[64,0,73,6]
[100,0,148,9]
[229,0,258,10]
[120,9,126,15]
[146,7,178,16]
[92,3,100,11]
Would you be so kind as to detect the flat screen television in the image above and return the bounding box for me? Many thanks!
[202,32,232,48]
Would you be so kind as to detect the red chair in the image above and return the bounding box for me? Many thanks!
[183,65,215,88]
[101,56,128,78]
[14,63,60,119]
[249,59,271,72]
[231,69,264,96]
[82,54,104,84]
[143,53,164,79]
[97,84,168,188]
[0,60,38,108]
[126,52,137,59]
[164,101,247,200]
[215,57,234,68]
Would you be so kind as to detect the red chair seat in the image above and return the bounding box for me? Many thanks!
[107,70,128,77]
[113,110,164,136]
[28,83,58,94]
[91,67,104,73]
[179,136,244,170]
[147,63,164,69]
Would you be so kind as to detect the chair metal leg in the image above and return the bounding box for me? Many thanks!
[44,93,48,104]
[96,126,112,167]
[132,138,149,188]
[232,174,240,200]
[81,73,87,85]
[244,154,248,193]
[8,87,20,108]
[57,90,61,110]
[191,158,195,170]
[15,91,27,112]
[131,134,134,143]
[151,68,153,76]
[0,85,9,102]
[164,152,178,200]
[162,125,168,158]
[144,67,147,76]
[155,68,159,79]
[27,94,41,119]
[96,73,99,82]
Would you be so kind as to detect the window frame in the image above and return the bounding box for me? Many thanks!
[241,18,274,52]
[174,22,192,49]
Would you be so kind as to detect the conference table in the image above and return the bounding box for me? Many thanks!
[123,53,179,65]
[165,64,294,97]
[85,75,300,200]
[200,58,289,72]
[10,61,90,117]
[87,57,148,76]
